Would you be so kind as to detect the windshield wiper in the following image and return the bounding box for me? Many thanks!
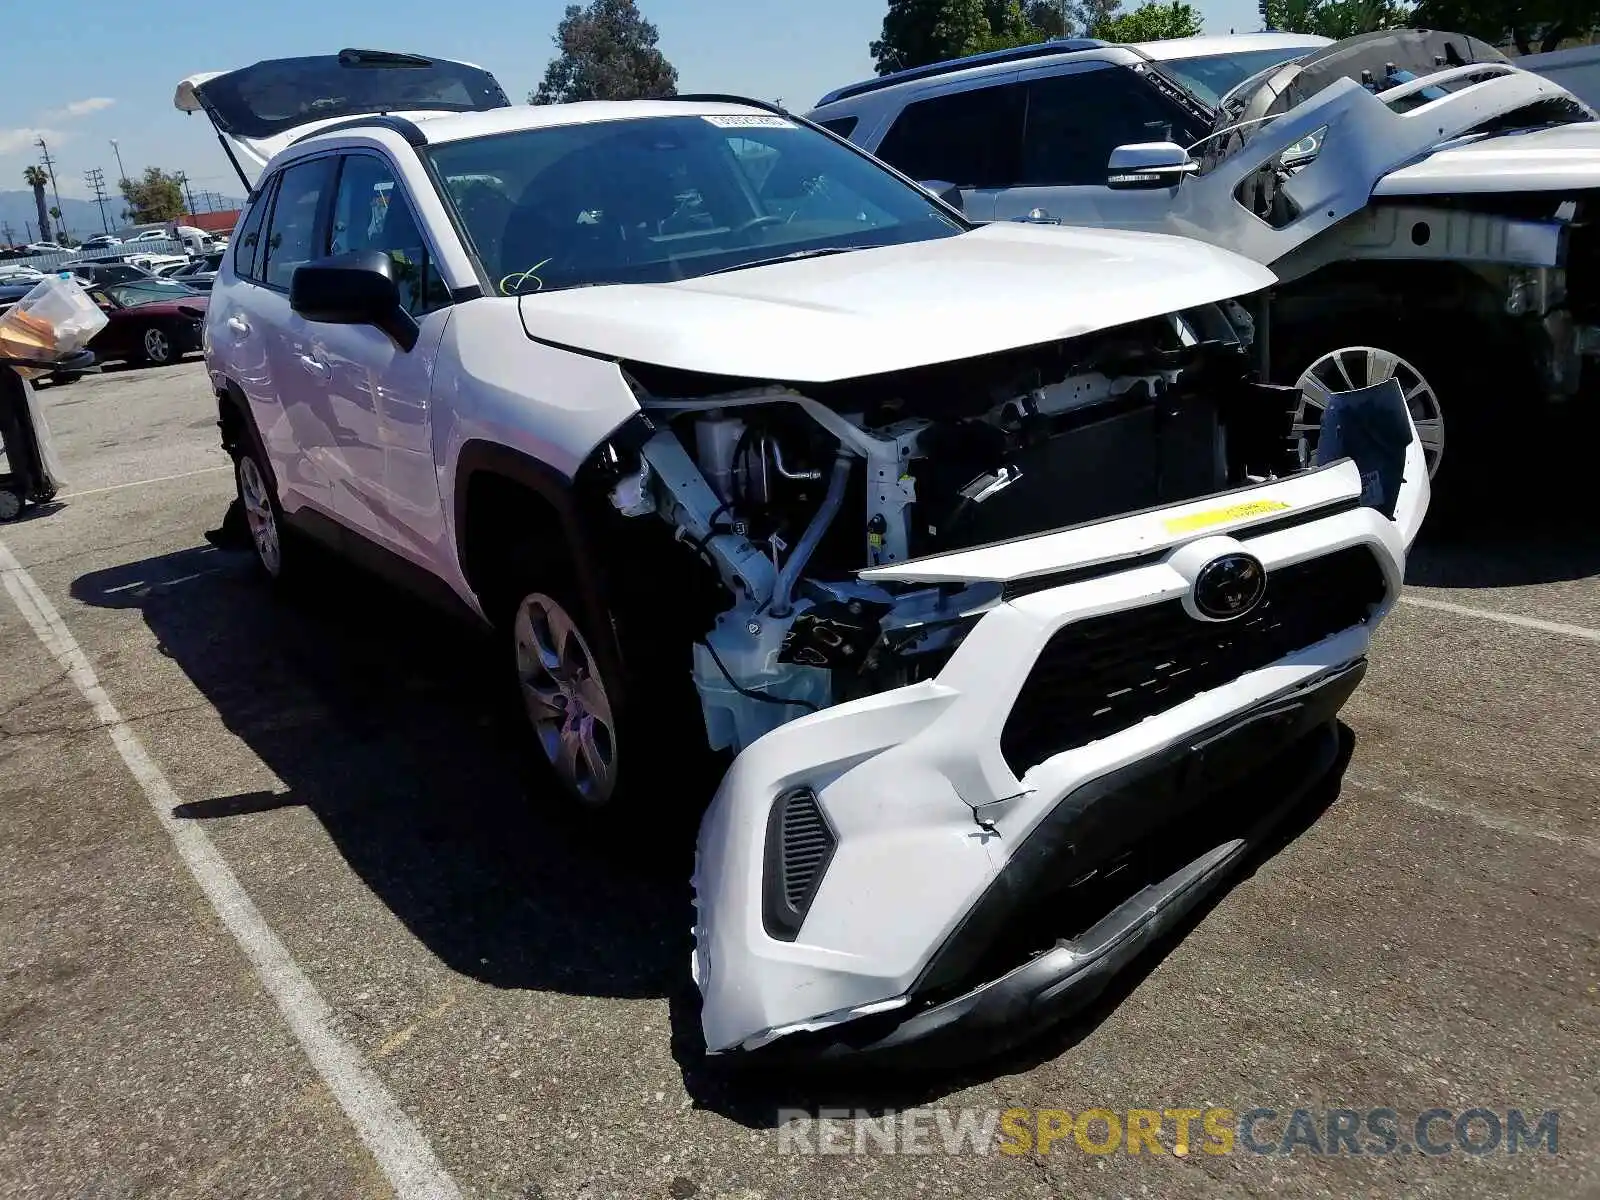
[701,247,863,277]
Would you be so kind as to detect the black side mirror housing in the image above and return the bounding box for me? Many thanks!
[918,180,964,212]
[290,250,419,351]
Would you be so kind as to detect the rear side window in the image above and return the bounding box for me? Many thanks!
[262,156,335,290]
[232,182,273,281]
[817,115,858,138]
[874,84,1024,188]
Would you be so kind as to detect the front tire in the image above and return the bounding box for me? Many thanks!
[494,540,719,824]
[1275,314,1517,523]
[512,589,621,808]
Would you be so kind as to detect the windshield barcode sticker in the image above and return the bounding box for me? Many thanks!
[702,114,795,129]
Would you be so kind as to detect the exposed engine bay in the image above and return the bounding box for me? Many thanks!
[599,302,1304,755]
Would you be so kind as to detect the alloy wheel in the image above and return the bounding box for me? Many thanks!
[143,327,172,363]
[237,455,281,577]
[1293,345,1444,479]
[513,592,618,806]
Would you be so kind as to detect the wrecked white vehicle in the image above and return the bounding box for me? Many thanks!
[811,28,1600,511]
[180,50,1427,1064]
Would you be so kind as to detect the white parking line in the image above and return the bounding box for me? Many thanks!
[0,538,462,1200]
[55,465,231,500]
[1399,594,1600,644]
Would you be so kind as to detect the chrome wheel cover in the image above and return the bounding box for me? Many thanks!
[1294,345,1444,479]
[513,592,618,806]
[237,455,281,577]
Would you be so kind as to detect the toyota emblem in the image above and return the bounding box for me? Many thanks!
[1192,552,1267,621]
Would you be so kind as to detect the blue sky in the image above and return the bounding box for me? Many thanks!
[1,0,1262,205]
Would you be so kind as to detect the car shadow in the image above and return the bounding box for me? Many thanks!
[71,544,698,1004]
[1406,414,1600,589]
[74,538,1358,1112]
[1408,511,1600,588]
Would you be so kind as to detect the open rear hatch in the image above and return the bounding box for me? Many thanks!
[174,48,512,189]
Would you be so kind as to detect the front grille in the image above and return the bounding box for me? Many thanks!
[1000,545,1387,775]
[762,787,838,941]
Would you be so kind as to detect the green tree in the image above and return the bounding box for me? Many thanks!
[1024,0,1074,35]
[531,0,678,104]
[1411,0,1600,53]
[872,0,991,72]
[971,0,1050,51]
[119,167,186,223]
[1098,0,1203,39]
[1080,0,1127,33]
[1259,0,1411,38]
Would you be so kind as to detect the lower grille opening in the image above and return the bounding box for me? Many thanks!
[762,787,838,941]
[1001,545,1387,775]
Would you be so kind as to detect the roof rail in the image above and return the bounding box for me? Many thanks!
[289,113,428,147]
[814,39,1106,107]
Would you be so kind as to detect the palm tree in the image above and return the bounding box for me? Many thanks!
[23,166,51,242]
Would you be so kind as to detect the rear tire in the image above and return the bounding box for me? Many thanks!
[232,438,294,583]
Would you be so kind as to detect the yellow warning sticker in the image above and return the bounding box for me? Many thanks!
[1163,498,1291,534]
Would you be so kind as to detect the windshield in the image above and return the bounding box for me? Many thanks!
[104,280,195,306]
[1158,47,1322,106]
[426,114,967,296]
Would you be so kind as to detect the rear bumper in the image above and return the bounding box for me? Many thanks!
[716,663,1357,1067]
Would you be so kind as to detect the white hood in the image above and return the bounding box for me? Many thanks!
[517,222,1275,382]
[1374,122,1600,195]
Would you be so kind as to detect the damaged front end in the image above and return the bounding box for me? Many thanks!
[583,298,1427,1064]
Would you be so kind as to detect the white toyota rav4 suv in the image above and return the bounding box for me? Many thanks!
[179,50,1428,1065]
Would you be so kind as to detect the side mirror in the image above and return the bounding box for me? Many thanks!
[290,250,418,351]
[1106,142,1198,191]
[917,179,964,212]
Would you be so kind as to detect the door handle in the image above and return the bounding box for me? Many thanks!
[298,353,331,381]
[226,315,250,335]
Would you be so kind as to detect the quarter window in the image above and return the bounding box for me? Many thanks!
[873,84,1024,188]
[233,180,274,281]
[329,154,449,314]
[817,115,859,138]
[262,156,335,290]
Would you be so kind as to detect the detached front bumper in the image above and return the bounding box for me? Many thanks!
[693,438,1427,1063]
[717,663,1359,1067]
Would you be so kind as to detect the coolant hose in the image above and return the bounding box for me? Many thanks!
[768,450,853,618]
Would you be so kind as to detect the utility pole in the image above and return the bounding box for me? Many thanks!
[1,221,14,246]
[176,171,198,218]
[110,138,128,184]
[84,168,113,232]
[35,136,68,240]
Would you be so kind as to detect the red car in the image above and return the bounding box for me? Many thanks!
[83,279,208,367]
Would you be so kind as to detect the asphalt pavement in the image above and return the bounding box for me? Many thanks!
[1,360,1596,1200]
